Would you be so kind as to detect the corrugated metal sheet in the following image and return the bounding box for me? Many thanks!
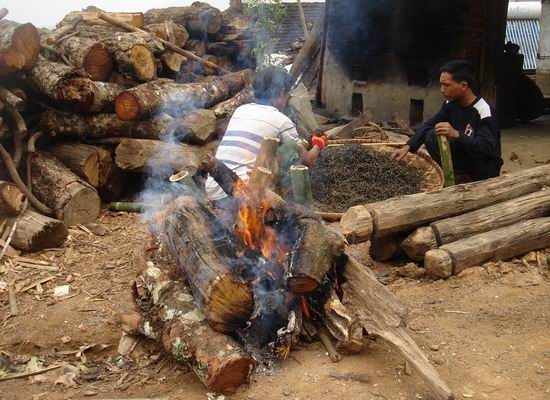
[506,19,540,70]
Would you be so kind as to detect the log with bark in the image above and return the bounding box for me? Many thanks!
[401,189,550,261]
[6,209,68,252]
[0,180,24,217]
[340,164,550,244]
[114,138,211,174]
[27,57,94,112]
[341,255,454,400]
[30,152,101,226]
[40,110,174,140]
[88,81,125,113]
[210,8,256,42]
[289,9,324,82]
[160,52,188,77]
[55,35,113,81]
[0,20,40,75]
[210,86,254,119]
[0,86,25,111]
[425,217,550,279]
[47,143,112,188]
[184,38,207,57]
[176,109,217,144]
[159,196,255,332]
[58,11,145,30]
[115,70,250,120]
[121,249,255,391]
[144,2,222,36]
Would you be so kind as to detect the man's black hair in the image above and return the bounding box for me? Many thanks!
[440,60,478,92]
[252,67,294,101]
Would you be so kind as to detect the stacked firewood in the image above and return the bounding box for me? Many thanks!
[340,164,550,277]
[0,3,257,254]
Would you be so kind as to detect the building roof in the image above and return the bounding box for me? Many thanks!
[505,19,540,71]
[272,2,325,53]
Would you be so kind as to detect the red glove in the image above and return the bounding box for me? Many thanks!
[310,130,328,150]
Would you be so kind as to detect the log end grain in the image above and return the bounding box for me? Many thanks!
[0,181,25,217]
[287,276,319,294]
[11,210,68,252]
[206,274,254,333]
[369,236,400,262]
[61,182,101,226]
[205,356,255,392]
[11,22,40,69]
[339,205,374,244]
[401,226,438,261]
[82,42,113,81]
[131,44,156,81]
[115,91,140,121]
[424,249,453,279]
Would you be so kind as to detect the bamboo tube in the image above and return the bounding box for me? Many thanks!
[290,165,313,209]
[436,136,454,187]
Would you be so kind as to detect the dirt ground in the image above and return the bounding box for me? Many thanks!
[1,118,550,400]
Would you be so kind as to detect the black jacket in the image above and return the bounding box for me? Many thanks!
[407,97,503,181]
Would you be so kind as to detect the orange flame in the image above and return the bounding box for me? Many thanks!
[233,180,287,264]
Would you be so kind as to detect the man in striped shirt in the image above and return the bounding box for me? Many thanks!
[206,67,326,204]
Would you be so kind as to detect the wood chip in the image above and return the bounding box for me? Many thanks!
[18,276,56,293]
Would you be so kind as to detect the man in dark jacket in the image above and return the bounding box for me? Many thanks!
[392,60,503,181]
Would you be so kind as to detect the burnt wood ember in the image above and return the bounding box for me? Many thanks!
[310,145,422,213]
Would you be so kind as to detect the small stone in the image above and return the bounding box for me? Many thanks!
[247,395,255,399]
[462,394,474,398]
[396,263,426,279]
[429,344,440,352]
[543,351,550,359]
[282,388,291,396]
[86,223,108,236]
[498,263,515,275]
[83,391,97,396]
[431,357,444,365]
[60,336,71,343]
[523,251,537,264]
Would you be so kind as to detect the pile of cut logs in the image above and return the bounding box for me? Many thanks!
[119,159,455,399]
[0,3,257,254]
[340,164,550,278]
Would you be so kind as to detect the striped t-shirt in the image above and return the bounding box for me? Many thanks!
[206,102,304,201]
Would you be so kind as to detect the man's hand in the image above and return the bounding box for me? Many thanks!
[310,130,328,150]
[391,145,411,161]
[434,122,459,139]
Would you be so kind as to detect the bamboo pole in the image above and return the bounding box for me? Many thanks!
[290,165,313,209]
[436,136,454,187]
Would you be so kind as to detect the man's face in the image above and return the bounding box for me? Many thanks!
[439,72,466,101]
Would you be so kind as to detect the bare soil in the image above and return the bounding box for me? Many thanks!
[1,208,550,400]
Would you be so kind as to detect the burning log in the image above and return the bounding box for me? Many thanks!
[6,210,68,252]
[0,20,40,75]
[58,10,145,30]
[287,216,346,294]
[30,152,101,226]
[425,217,550,279]
[54,36,113,81]
[144,3,222,36]
[114,138,209,174]
[160,196,255,332]
[121,251,255,391]
[341,255,454,400]
[47,143,112,188]
[0,180,24,217]
[115,70,250,121]
[340,164,550,244]
[401,189,550,261]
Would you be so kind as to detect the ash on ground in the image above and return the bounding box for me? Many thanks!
[310,145,423,212]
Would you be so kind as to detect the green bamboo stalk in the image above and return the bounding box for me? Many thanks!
[290,165,313,209]
[437,135,455,187]
[108,202,145,213]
